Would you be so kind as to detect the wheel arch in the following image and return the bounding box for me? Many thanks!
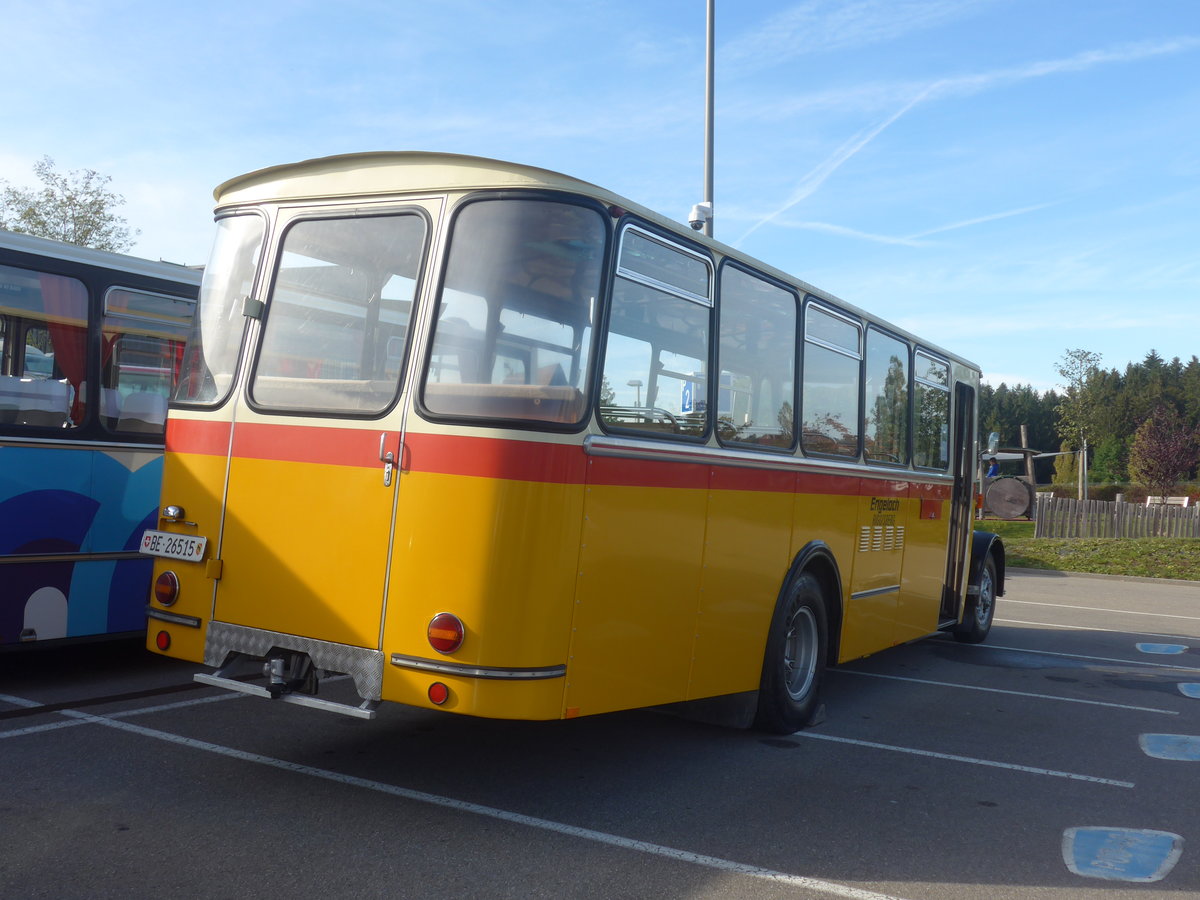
[970,531,1006,597]
[783,540,844,668]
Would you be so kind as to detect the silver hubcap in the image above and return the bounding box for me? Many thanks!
[784,605,819,701]
[975,568,995,628]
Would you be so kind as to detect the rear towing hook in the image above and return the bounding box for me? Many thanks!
[263,654,320,698]
[264,656,289,699]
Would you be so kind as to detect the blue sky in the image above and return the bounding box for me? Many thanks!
[3,0,1197,391]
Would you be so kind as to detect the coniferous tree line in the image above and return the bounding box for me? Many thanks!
[979,350,1200,494]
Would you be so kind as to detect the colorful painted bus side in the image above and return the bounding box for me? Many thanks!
[0,230,199,647]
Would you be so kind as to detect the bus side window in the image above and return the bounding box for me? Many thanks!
[0,265,88,429]
[598,227,712,439]
[102,287,195,435]
[863,328,909,465]
[914,352,951,469]
[717,266,797,449]
[801,303,862,457]
[423,198,605,426]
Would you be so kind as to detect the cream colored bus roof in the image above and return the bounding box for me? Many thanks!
[215,151,626,209]
[213,151,979,374]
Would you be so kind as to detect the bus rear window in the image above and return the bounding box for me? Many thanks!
[423,198,605,425]
[251,213,426,415]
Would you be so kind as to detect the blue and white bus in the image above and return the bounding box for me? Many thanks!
[0,229,199,647]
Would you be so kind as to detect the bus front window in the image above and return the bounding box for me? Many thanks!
[175,213,266,405]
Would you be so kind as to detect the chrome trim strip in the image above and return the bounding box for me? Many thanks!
[0,436,163,451]
[390,653,567,681]
[583,434,954,484]
[146,607,202,628]
[850,585,901,600]
[1,550,146,565]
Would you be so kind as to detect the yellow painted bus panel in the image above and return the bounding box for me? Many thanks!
[841,492,905,661]
[381,663,567,720]
[896,497,949,644]
[144,449,229,662]
[215,457,393,648]
[566,482,706,717]
[790,488,859,664]
[690,471,796,699]
[383,471,583,668]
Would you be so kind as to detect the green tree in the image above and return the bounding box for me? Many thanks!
[1052,440,1078,491]
[1090,435,1126,483]
[0,156,138,252]
[1055,348,1104,498]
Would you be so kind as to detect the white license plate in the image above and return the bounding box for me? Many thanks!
[140,529,207,562]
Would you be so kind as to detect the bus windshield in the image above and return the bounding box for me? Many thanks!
[175,213,265,405]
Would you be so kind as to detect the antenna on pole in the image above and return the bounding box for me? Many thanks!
[689,0,715,236]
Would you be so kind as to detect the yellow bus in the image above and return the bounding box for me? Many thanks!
[143,152,1003,732]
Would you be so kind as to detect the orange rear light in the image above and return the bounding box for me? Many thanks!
[154,571,180,606]
[428,612,465,654]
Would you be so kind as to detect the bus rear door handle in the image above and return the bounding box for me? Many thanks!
[379,433,396,486]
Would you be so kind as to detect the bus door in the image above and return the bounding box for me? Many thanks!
[210,209,430,650]
[941,381,976,620]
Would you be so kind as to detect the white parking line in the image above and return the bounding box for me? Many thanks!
[1001,599,1200,624]
[951,642,1200,674]
[48,707,908,900]
[836,669,1179,716]
[995,618,1197,642]
[0,692,242,741]
[793,731,1134,788]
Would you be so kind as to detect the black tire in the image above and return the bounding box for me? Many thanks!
[753,572,828,734]
[954,554,997,644]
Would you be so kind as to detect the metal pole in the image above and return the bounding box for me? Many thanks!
[703,0,714,237]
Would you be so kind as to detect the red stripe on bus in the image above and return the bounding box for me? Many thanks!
[406,433,587,484]
[166,420,955,500]
[584,454,710,490]
[166,418,231,456]
[231,422,381,467]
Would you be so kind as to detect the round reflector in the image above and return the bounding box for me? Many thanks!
[155,630,171,651]
[154,571,180,606]
[428,682,450,705]
[427,613,465,654]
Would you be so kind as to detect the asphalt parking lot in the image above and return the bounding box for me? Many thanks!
[2,569,1198,899]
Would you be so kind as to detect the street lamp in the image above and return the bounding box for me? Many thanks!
[627,379,643,406]
[688,0,715,236]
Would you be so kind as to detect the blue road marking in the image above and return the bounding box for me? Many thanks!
[1180,683,1200,699]
[1062,827,1183,882]
[1136,643,1189,655]
[1139,734,1200,761]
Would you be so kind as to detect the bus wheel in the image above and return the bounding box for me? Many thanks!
[954,554,997,644]
[754,572,828,734]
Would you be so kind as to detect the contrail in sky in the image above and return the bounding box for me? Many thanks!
[733,81,941,247]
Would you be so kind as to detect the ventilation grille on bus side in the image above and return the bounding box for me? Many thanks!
[858,525,905,552]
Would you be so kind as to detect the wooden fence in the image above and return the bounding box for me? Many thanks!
[1035,494,1200,538]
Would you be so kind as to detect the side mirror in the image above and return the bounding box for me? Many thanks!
[987,431,999,455]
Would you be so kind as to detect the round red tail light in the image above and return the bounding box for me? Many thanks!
[428,682,450,705]
[154,571,180,606]
[427,613,465,654]
[155,630,171,651]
